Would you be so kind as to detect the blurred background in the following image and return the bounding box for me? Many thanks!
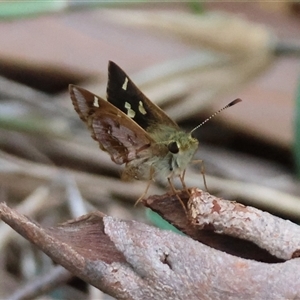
[0,1,300,299]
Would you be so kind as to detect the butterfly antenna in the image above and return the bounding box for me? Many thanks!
[190,98,242,134]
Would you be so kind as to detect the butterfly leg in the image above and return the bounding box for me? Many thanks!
[134,166,155,206]
[179,170,187,190]
[134,180,152,206]
[179,169,190,194]
[192,159,208,191]
[168,177,187,214]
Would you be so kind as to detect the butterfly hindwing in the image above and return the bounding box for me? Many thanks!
[107,61,179,131]
[69,84,154,165]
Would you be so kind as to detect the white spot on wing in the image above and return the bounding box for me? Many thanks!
[125,101,135,118]
[93,96,99,107]
[122,77,129,90]
[138,101,147,115]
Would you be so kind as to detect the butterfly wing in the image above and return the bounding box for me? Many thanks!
[106,61,179,131]
[69,84,154,165]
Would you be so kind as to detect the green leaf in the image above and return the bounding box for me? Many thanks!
[146,208,184,235]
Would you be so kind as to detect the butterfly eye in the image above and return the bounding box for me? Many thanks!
[168,141,179,154]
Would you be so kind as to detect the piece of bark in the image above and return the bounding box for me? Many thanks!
[187,188,300,260]
[1,201,300,299]
[143,190,284,262]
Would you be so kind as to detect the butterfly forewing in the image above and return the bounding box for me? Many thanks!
[70,84,96,122]
[107,61,179,131]
[69,84,154,165]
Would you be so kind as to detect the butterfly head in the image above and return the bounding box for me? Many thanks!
[168,131,199,174]
[148,126,199,177]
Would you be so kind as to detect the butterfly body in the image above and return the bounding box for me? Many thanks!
[69,61,199,186]
[69,61,241,195]
[147,125,198,178]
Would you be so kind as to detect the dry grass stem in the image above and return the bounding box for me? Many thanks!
[7,266,72,300]
[0,75,70,118]
[0,185,51,252]
[65,175,88,218]
[0,151,163,203]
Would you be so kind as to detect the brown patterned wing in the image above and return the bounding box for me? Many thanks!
[69,84,154,165]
